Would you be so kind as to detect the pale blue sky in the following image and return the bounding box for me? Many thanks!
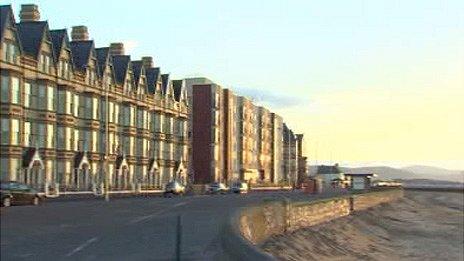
[7,1,464,169]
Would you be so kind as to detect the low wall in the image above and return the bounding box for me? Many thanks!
[222,189,403,260]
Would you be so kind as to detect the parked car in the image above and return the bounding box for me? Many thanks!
[163,181,185,196]
[230,182,249,194]
[207,182,228,194]
[1,181,42,207]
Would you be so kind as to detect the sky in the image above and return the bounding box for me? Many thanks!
[8,0,464,170]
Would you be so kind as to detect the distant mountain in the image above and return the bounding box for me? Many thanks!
[309,165,464,183]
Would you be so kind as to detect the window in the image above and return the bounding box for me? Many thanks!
[153,113,162,132]
[0,118,9,144]
[1,75,9,103]
[11,119,19,145]
[39,53,51,73]
[47,86,55,111]
[91,130,98,152]
[73,94,79,117]
[24,82,31,108]
[57,89,72,114]
[57,127,65,149]
[65,127,71,150]
[36,123,46,147]
[24,121,31,146]
[11,77,20,104]
[37,84,47,110]
[3,42,18,64]
[73,129,79,150]
[114,103,119,124]
[137,110,143,129]
[130,106,136,126]
[46,124,54,148]
[0,158,8,181]
[92,97,99,119]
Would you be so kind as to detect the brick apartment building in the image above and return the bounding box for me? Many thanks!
[186,78,301,185]
[0,4,189,192]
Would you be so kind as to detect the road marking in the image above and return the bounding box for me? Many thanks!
[65,237,98,257]
[130,200,191,224]
[174,202,187,207]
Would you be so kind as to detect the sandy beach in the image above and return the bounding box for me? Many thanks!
[262,190,464,261]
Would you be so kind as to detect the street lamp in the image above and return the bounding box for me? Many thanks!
[104,78,110,202]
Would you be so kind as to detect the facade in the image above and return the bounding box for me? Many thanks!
[186,78,295,185]
[295,134,307,185]
[271,113,283,183]
[0,4,189,193]
[283,124,298,186]
[257,106,272,182]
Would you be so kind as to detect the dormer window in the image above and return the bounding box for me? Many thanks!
[39,53,51,73]
[105,71,112,89]
[2,41,19,64]
[87,68,96,85]
[58,60,71,79]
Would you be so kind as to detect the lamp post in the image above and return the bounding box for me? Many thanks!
[104,78,110,202]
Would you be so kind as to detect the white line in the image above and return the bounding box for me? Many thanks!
[174,202,187,207]
[65,237,98,257]
[130,200,191,224]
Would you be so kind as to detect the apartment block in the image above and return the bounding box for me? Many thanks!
[271,113,283,183]
[283,123,297,185]
[186,78,295,185]
[0,4,189,192]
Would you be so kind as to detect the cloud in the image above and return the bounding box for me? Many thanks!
[231,86,308,108]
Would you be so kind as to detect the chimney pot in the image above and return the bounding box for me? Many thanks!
[71,26,89,41]
[141,56,154,68]
[20,4,40,22]
[110,43,125,56]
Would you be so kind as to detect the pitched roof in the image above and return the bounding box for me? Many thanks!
[70,40,94,71]
[161,74,170,95]
[172,80,183,102]
[112,55,131,84]
[49,29,67,59]
[17,21,50,58]
[131,60,144,84]
[95,47,111,77]
[0,5,13,41]
[317,165,343,175]
[145,67,160,94]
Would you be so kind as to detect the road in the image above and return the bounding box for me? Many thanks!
[1,190,343,261]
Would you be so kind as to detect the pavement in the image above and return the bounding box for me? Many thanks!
[1,190,345,261]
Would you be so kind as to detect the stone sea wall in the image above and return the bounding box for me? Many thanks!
[222,189,404,260]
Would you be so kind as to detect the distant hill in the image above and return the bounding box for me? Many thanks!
[309,165,464,183]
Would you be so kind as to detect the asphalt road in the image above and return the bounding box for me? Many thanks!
[1,190,343,261]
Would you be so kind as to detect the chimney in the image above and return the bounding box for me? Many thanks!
[71,26,89,41]
[20,4,40,22]
[110,43,125,56]
[141,56,154,68]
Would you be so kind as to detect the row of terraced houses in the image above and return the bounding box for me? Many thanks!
[0,4,307,194]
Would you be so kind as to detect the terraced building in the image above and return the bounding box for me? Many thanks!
[0,4,189,193]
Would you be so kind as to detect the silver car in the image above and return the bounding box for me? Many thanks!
[164,181,185,196]
[207,182,228,194]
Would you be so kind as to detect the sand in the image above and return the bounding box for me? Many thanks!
[261,191,464,261]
